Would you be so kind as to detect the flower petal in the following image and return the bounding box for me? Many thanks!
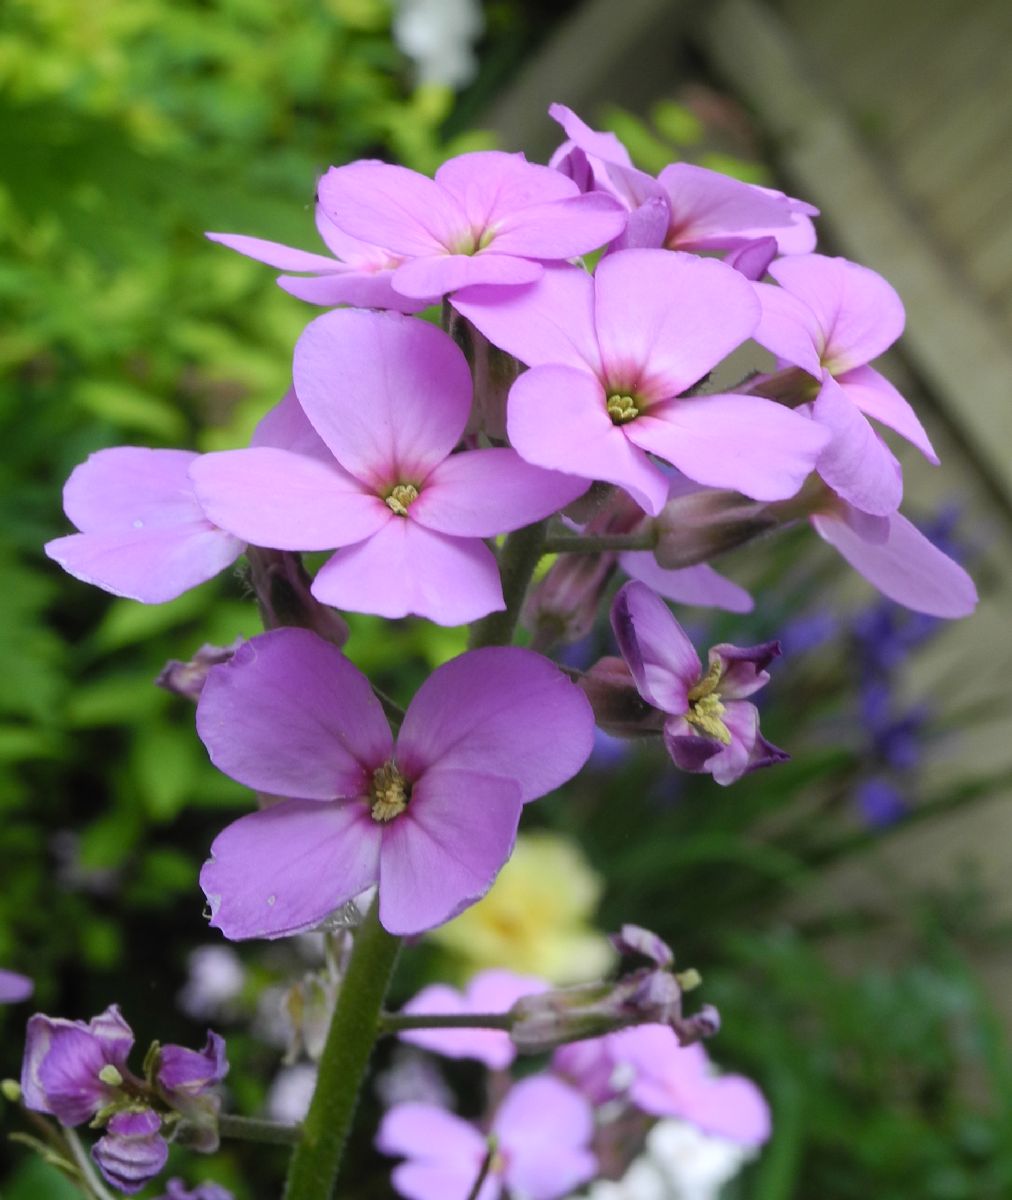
[317,161,467,257]
[768,254,904,372]
[251,389,331,461]
[377,1102,487,1164]
[489,192,627,259]
[451,266,601,374]
[205,232,339,273]
[620,552,753,613]
[495,1077,596,1200]
[61,447,203,531]
[377,769,523,935]
[311,520,504,625]
[278,269,429,312]
[396,646,595,801]
[812,508,977,617]
[507,364,670,515]
[752,280,826,375]
[435,150,578,226]
[293,309,471,486]
[44,525,242,604]
[658,163,802,250]
[190,448,390,550]
[611,581,699,713]
[811,375,903,516]
[627,393,828,501]
[391,252,542,299]
[837,365,939,463]
[593,250,760,399]
[411,447,588,537]
[200,800,382,940]
[196,628,393,800]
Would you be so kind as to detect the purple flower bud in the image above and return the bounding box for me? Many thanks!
[611,924,673,968]
[155,1179,234,1200]
[579,656,666,738]
[92,1108,169,1195]
[653,489,780,570]
[0,969,33,1004]
[21,1005,134,1126]
[523,552,617,648]
[157,1032,228,1098]
[156,642,243,703]
[725,236,778,281]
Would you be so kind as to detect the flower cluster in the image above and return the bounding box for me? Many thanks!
[20,1005,227,1194]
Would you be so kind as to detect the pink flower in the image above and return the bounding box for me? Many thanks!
[207,205,426,312]
[549,103,816,256]
[44,448,245,604]
[811,498,977,618]
[317,150,627,299]
[0,969,32,1003]
[609,1025,771,1146]
[198,629,594,937]
[453,251,828,516]
[191,310,587,625]
[397,970,549,1069]
[610,581,787,785]
[377,1075,597,1200]
[754,254,939,515]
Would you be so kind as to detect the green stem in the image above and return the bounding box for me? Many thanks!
[542,530,657,555]
[377,1011,513,1035]
[64,1128,116,1200]
[283,900,401,1200]
[468,520,549,649]
[465,1137,499,1200]
[219,1114,303,1146]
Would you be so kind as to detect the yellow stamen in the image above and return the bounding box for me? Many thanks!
[685,660,732,744]
[369,762,410,823]
[606,393,640,425]
[385,484,419,516]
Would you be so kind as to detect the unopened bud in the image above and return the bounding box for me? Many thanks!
[672,1002,720,1045]
[523,553,616,649]
[675,967,702,992]
[654,490,780,569]
[98,1064,124,1087]
[745,365,820,406]
[157,641,242,702]
[611,924,674,968]
[247,548,350,646]
[1,1079,21,1103]
[578,657,665,737]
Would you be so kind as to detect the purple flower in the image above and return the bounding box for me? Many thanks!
[207,205,426,312]
[555,1025,770,1146]
[397,969,549,1069]
[754,254,939,516]
[856,778,909,827]
[811,499,976,618]
[453,252,828,515]
[155,1180,234,1200]
[21,1004,135,1126]
[92,1108,169,1196]
[198,629,595,937]
[44,448,245,604]
[549,104,816,256]
[377,1075,597,1200]
[191,310,587,625]
[317,150,627,299]
[0,969,33,1004]
[610,581,788,785]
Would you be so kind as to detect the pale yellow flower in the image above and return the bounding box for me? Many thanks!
[429,832,613,984]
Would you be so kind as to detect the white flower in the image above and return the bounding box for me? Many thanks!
[393,0,484,89]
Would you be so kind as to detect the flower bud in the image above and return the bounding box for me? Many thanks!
[246,547,350,645]
[523,552,616,649]
[653,490,780,570]
[578,657,665,737]
[92,1108,168,1196]
[157,642,242,703]
[155,1032,228,1154]
[156,1180,235,1200]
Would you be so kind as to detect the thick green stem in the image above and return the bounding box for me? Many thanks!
[220,1114,303,1146]
[283,900,401,1200]
[377,1011,513,1035]
[468,520,548,649]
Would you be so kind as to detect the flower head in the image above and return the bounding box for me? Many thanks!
[453,252,828,515]
[317,150,626,299]
[191,310,586,625]
[198,630,595,937]
[377,1075,597,1200]
[607,581,787,785]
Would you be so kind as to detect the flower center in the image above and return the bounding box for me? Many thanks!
[369,761,410,823]
[685,660,732,744]
[606,393,640,425]
[384,484,419,516]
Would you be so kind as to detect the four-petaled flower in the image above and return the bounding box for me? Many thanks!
[198,629,594,937]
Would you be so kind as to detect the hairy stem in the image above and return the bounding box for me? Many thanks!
[64,1128,116,1200]
[220,1114,303,1147]
[465,1137,499,1200]
[283,900,401,1200]
[377,1011,513,1035]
